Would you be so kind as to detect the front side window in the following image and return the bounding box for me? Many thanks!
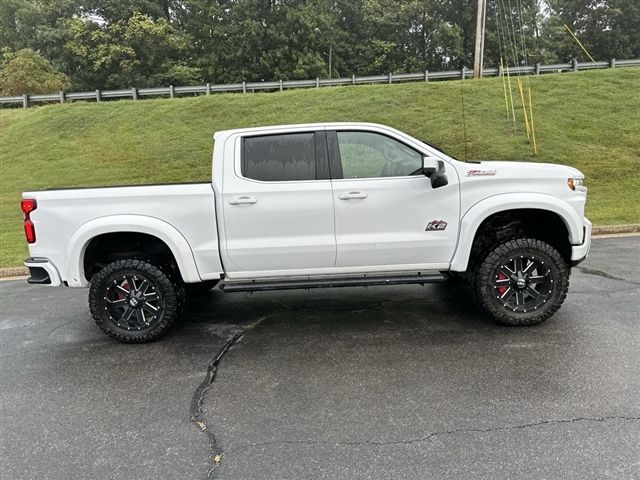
[242,133,316,181]
[336,131,423,179]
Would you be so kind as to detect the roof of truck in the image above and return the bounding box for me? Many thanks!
[213,122,389,140]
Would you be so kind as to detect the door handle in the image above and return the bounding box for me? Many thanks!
[229,196,257,205]
[338,192,368,200]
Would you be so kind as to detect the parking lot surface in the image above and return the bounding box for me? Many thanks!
[1,237,639,479]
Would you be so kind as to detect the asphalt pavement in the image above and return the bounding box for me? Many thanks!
[1,236,639,480]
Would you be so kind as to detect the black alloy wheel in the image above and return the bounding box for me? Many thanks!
[104,273,163,330]
[492,255,553,313]
[89,259,181,343]
[475,238,570,326]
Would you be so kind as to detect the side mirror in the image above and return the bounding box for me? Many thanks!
[422,157,449,188]
[421,157,438,177]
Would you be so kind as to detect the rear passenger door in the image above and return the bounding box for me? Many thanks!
[221,130,336,277]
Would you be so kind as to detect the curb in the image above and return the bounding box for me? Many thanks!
[1,224,639,279]
[0,267,28,278]
[592,224,640,235]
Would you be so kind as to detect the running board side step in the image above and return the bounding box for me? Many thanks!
[220,272,449,293]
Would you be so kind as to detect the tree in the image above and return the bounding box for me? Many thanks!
[64,13,200,89]
[80,0,177,22]
[1,0,639,91]
[544,0,640,61]
[0,0,81,73]
[0,48,71,95]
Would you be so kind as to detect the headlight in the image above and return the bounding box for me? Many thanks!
[567,178,584,190]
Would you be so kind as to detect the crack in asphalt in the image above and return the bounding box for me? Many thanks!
[233,415,640,450]
[572,285,640,295]
[187,262,638,476]
[190,331,243,478]
[576,266,640,286]
[189,316,272,479]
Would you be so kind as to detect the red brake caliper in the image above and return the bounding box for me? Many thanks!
[496,272,508,296]
[117,280,129,302]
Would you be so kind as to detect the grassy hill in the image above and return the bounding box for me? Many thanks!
[1,68,639,268]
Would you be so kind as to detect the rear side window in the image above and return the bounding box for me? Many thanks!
[242,133,317,181]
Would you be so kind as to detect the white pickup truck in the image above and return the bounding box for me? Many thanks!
[21,123,591,342]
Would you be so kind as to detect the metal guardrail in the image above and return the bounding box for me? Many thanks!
[2,58,638,108]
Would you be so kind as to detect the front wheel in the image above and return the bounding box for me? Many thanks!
[89,259,181,343]
[475,238,569,326]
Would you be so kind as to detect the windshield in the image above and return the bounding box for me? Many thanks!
[420,139,460,161]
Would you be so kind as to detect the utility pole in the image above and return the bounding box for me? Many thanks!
[314,28,333,79]
[473,0,487,78]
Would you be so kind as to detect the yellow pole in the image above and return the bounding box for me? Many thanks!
[505,65,517,128]
[528,86,538,155]
[563,24,596,64]
[500,57,509,116]
[517,78,531,139]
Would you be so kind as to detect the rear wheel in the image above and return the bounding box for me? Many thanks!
[89,259,180,343]
[475,238,569,326]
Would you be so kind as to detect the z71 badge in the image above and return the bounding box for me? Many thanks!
[425,220,448,231]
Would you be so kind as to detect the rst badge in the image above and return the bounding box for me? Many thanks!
[426,220,448,231]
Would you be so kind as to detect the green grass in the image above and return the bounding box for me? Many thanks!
[1,68,639,267]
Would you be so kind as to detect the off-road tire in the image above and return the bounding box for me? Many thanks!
[89,259,180,343]
[475,238,569,326]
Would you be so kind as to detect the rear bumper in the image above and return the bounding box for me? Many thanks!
[570,218,592,266]
[24,257,62,287]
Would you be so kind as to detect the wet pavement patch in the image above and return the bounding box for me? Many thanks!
[1,236,639,480]
[199,237,640,479]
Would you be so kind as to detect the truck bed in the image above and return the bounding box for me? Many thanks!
[23,183,221,287]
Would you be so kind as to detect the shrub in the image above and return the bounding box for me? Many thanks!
[0,48,71,95]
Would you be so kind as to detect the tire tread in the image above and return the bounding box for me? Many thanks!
[89,259,179,343]
[475,238,569,326]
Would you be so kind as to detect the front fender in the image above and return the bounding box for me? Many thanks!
[65,215,202,287]
[450,193,584,272]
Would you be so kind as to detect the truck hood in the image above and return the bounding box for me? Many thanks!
[457,161,584,180]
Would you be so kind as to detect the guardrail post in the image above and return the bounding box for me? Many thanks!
[22,94,29,108]
[498,64,503,76]
[352,74,356,85]
[425,70,429,82]
[131,87,138,100]
[59,91,65,104]
[388,72,393,84]
[461,66,467,79]
[610,58,616,69]
[206,83,211,95]
[169,84,175,98]
[279,79,283,92]
[535,63,541,75]
[316,78,320,88]
[96,89,101,102]
[242,81,246,94]
[571,58,578,71]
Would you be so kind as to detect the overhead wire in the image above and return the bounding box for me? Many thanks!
[496,0,518,128]
[495,0,538,154]
[494,4,512,119]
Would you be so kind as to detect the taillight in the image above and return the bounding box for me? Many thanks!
[21,199,37,244]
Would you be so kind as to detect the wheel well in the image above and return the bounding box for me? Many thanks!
[83,232,180,282]
[468,209,572,271]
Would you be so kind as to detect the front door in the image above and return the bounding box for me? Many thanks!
[329,130,460,269]
[222,130,335,276]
